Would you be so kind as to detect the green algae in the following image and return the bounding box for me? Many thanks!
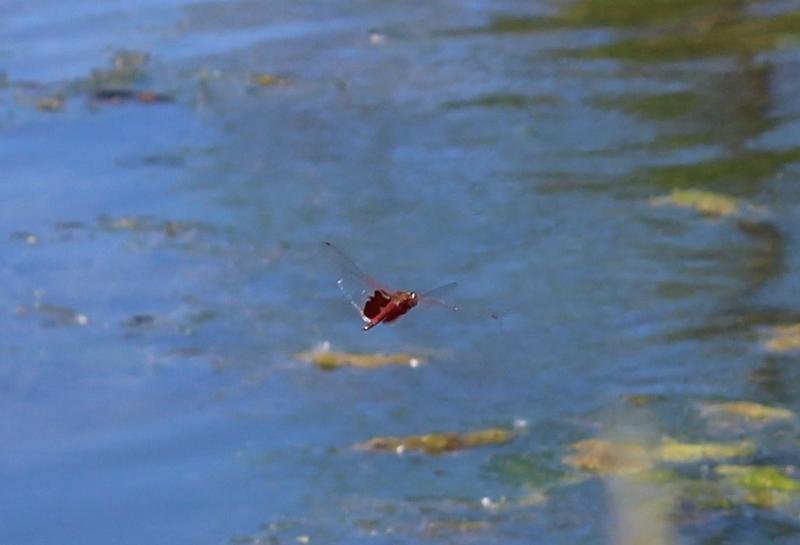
[595,91,701,121]
[623,394,668,408]
[423,519,490,536]
[483,0,800,65]
[251,73,288,87]
[36,95,65,112]
[487,0,746,34]
[716,465,800,493]
[762,323,800,353]
[581,12,800,61]
[655,439,756,463]
[564,438,756,475]
[642,148,800,190]
[294,348,424,370]
[15,302,89,327]
[444,94,561,110]
[355,428,514,455]
[560,0,743,28]
[678,479,738,511]
[486,452,568,489]
[560,439,800,516]
[699,401,795,422]
[650,189,739,217]
[564,439,652,475]
[90,51,150,89]
[716,465,800,508]
[96,215,201,238]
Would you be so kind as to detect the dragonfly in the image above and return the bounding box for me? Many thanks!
[323,241,459,331]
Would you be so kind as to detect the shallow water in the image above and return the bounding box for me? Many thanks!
[2,1,800,544]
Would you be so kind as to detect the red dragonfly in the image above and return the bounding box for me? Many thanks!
[323,241,458,331]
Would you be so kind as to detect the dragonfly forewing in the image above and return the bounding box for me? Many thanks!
[324,241,390,322]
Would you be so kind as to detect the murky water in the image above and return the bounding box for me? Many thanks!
[3,1,800,544]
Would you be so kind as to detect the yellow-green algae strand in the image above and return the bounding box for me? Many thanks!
[655,439,756,463]
[355,428,514,455]
[762,323,800,353]
[564,439,652,475]
[565,438,756,475]
[716,465,800,493]
[650,189,739,217]
[716,465,800,508]
[699,401,795,422]
[295,349,424,370]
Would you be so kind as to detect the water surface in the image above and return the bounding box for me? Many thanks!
[2,1,800,544]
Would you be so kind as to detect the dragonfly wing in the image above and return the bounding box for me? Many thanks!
[338,279,371,322]
[421,282,500,321]
[420,282,459,310]
[324,242,391,322]
[421,281,458,299]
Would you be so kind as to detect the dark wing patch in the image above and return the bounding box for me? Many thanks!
[363,290,391,319]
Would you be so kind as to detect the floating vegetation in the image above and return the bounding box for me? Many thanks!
[564,439,652,475]
[54,221,84,231]
[443,93,561,110]
[10,231,40,245]
[564,438,756,475]
[112,50,150,70]
[699,401,795,423]
[486,452,570,490]
[120,306,216,342]
[650,189,739,217]
[8,82,67,113]
[166,346,206,358]
[762,323,800,353]
[482,0,800,65]
[122,314,157,328]
[739,489,793,509]
[558,432,800,522]
[96,215,199,238]
[676,479,736,511]
[295,343,424,370]
[163,221,197,238]
[423,519,490,536]
[716,465,800,493]
[355,428,514,455]
[15,302,89,327]
[595,91,700,121]
[644,149,800,190]
[36,95,65,112]
[715,465,800,508]
[92,89,173,104]
[100,216,146,231]
[579,11,800,61]
[251,73,287,87]
[623,394,668,408]
[655,439,756,463]
[90,50,150,88]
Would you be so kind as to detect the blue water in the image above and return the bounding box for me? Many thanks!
[3,1,800,544]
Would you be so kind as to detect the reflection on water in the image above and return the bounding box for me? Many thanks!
[2,0,800,544]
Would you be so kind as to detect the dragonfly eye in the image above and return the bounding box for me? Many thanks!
[410,292,417,299]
